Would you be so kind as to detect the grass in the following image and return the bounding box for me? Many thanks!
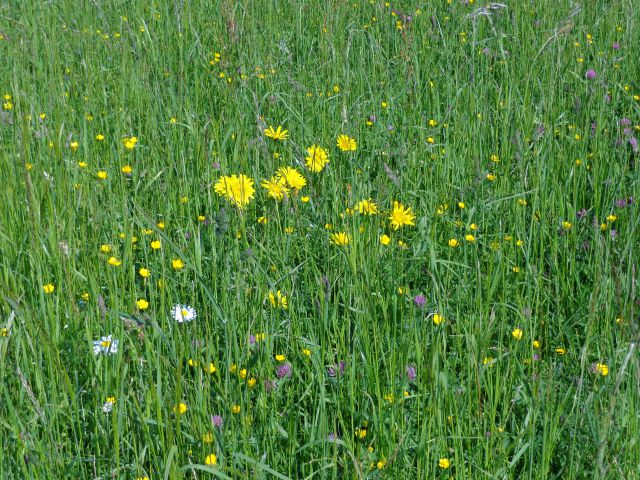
[0,0,639,478]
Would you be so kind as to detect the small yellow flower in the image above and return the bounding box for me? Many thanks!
[490,154,500,163]
[275,354,286,362]
[139,268,151,278]
[305,145,329,172]
[562,221,572,230]
[355,427,367,439]
[438,458,450,469]
[606,214,617,222]
[173,403,187,414]
[205,453,217,465]
[555,347,566,355]
[172,259,185,270]
[516,239,525,247]
[121,165,132,174]
[448,238,459,247]
[268,290,288,309]
[70,141,79,150]
[78,161,88,168]
[150,240,161,250]
[336,135,357,151]
[512,328,523,341]
[486,173,496,181]
[264,125,289,141]
[231,404,241,414]
[136,299,149,310]
[81,292,90,301]
[433,313,444,325]
[96,134,104,141]
[97,171,108,180]
[330,232,350,246]
[43,283,55,294]
[302,348,311,357]
[202,432,213,443]
[107,256,122,266]
[377,459,387,470]
[533,340,540,349]
[595,362,609,376]
[209,363,217,374]
[464,234,475,242]
[380,234,391,245]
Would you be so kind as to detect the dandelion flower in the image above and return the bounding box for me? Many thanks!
[305,145,329,172]
[276,166,306,191]
[139,267,150,278]
[172,304,197,323]
[93,335,119,356]
[389,201,416,230]
[268,290,288,309]
[330,232,350,246]
[264,125,289,141]
[97,171,108,180]
[214,174,255,209]
[261,176,289,200]
[355,199,378,215]
[336,135,357,151]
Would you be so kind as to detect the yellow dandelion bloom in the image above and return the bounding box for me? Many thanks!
[355,199,378,215]
[261,176,289,201]
[330,232,350,246]
[264,125,289,141]
[595,362,609,376]
[389,201,416,230]
[107,256,122,266]
[276,166,306,191]
[380,234,391,245]
[305,145,329,172]
[214,174,255,209]
[336,135,357,151]
[269,290,288,309]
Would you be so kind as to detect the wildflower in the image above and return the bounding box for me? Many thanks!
[205,453,217,466]
[555,347,566,355]
[355,427,367,439]
[211,415,224,428]
[433,313,444,325]
[202,432,213,443]
[406,364,417,381]
[533,340,540,349]
[305,145,329,172]
[268,290,288,309]
[413,295,426,308]
[606,214,617,222]
[336,135,357,151]
[448,238,459,247]
[102,396,116,413]
[231,405,241,414]
[121,165,132,174]
[214,174,255,209]
[276,166,306,191]
[490,154,500,162]
[264,125,289,141]
[209,363,217,374]
[594,363,609,376]
[107,256,122,266]
[261,176,289,200]
[330,232,350,246]
[123,136,138,150]
[377,459,387,469]
[173,403,187,414]
[380,234,391,245]
[585,69,596,79]
[562,221,572,230]
[389,201,416,230]
[512,328,523,340]
[93,335,119,356]
[355,199,378,215]
[302,348,311,357]
[465,234,475,242]
[97,171,108,180]
[172,304,197,323]
[438,458,450,469]
[172,258,185,270]
[276,363,292,378]
[486,173,496,181]
[70,141,79,151]
[136,299,149,310]
[150,240,161,250]
[43,283,55,294]
[139,268,150,278]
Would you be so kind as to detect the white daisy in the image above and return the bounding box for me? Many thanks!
[172,304,197,323]
[93,335,119,356]
[102,400,114,413]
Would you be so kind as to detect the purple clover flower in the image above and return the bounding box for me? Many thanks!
[585,69,596,80]
[276,363,292,379]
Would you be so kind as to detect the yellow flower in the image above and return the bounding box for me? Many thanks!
[136,299,149,310]
[81,292,90,301]
[465,234,475,242]
[231,404,241,414]
[43,283,55,294]
[302,348,311,357]
[269,290,288,309]
[355,427,367,439]
[438,458,450,469]
[355,199,378,215]
[173,403,187,414]
[202,432,213,443]
[276,166,306,191]
[209,363,217,374]
[336,135,357,151]
[490,154,500,162]
[595,362,609,376]
[107,256,122,266]
[139,267,150,278]
[389,201,416,230]
[96,134,104,141]
[172,259,185,270]
[512,328,523,340]
[380,234,391,245]
[123,136,138,150]
[562,221,572,230]
[264,125,289,141]
[305,145,329,172]
[486,173,496,181]
[121,165,132,174]
[97,171,108,180]
[261,176,289,200]
[516,239,524,247]
[151,240,161,250]
[205,453,218,466]
[555,347,566,355]
[433,313,444,325]
[330,232,350,246]
[458,202,466,209]
[377,459,387,470]
[606,214,617,222]
[533,340,540,349]
[214,174,255,209]
[448,238,459,247]
[70,141,79,150]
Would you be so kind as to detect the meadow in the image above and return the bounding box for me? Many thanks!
[0,0,639,478]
